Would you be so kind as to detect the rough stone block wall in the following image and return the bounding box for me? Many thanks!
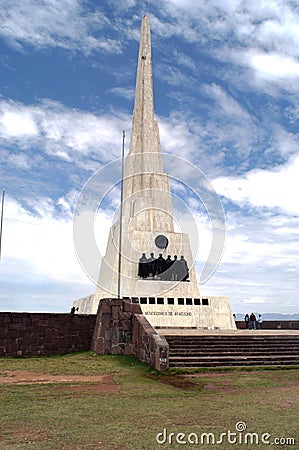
[91,298,169,370]
[91,299,142,355]
[0,312,96,357]
[132,314,169,371]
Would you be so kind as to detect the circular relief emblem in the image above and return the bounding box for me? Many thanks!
[155,235,169,249]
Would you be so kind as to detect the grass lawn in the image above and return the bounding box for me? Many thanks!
[0,353,298,449]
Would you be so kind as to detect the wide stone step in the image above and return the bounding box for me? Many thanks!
[166,337,299,344]
[169,349,299,356]
[170,359,299,368]
[165,331,299,341]
[169,347,299,355]
[169,354,299,363]
[167,344,299,350]
[166,336,299,341]
[167,342,299,347]
[168,343,299,349]
[169,354,299,367]
[168,347,299,353]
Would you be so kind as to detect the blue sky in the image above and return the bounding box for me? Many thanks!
[0,0,298,314]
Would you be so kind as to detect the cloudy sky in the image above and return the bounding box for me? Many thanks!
[0,0,298,315]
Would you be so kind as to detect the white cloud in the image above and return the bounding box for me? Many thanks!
[154,0,299,90]
[173,50,196,71]
[0,150,31,170]
[0,0,121,54]
[0,99,131,165]
[150,14,198,42]
[159,113,198,159]
[156,63,195,87]
[0,193,110,304]
[253,8,299,56]
[109,0,137,10]
[0,193,118,311]
[1,196,86,281]
[109,87,135,100]
[202,208,299,313]
[158,0,299,47]
[271,126,299,158]
[0,110,38,137]
[1,96,260,194]
[203,84,250,120]
[242,297,268,304]
[248,51,299,79]
[212,155,299,215]
[157,108,258,178]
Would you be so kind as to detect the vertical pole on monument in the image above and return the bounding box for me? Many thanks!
[117,131,126,299]
[0,190,5,261]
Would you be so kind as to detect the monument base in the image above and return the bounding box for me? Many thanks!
[73,293,236,330]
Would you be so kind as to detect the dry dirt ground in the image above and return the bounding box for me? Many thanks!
[0,370,120,393]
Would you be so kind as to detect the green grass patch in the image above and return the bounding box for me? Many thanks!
[0,353,298,449]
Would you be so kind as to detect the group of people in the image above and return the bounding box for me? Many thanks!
[138,253,189,281]
[244,313,263,330]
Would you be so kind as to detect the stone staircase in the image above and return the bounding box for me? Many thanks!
[164,334,299,368]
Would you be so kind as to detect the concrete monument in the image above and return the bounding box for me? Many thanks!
[73,16,236,330]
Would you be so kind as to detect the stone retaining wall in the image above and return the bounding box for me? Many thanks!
[91,299,141,355]
[1,309,297,365]
[91,299,169,370]
[0,312,96,357]
[132,314,169,371]
[236,320,299,330]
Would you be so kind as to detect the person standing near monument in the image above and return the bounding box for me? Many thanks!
[257,314,263,329]
[244,313,250,329]
[249,312,256,330]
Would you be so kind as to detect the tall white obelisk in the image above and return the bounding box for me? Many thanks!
[93,15,200,300]
[73,16,236,330]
